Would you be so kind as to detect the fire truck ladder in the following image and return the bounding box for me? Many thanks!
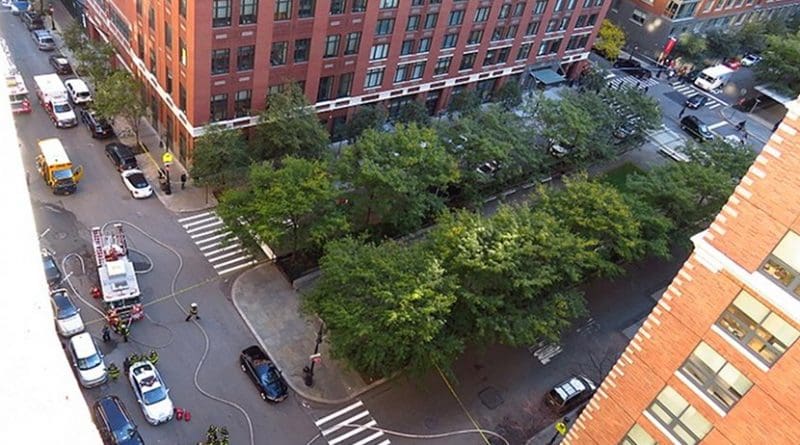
[91,226,105,268]
[113,223,128,256]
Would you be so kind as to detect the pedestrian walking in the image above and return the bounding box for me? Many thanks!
[123,356,130,373]
[679,106,687,118]
[742,132,749,143]
[101,326,111,343]
[148,349,160,365]
[185,302,201,322]
[180,173,187,190]
[736,120,746,131]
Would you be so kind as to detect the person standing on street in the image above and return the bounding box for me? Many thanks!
[107,363,121,382]
[180,173,187,190]
[185,302,201,322]
[101,326,111,343]
[736,120,746,131]
[679,105,687,118]
[119,322,130,342]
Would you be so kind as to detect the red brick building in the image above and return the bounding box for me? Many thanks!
[81,0,609,163]
[566,100,800,444]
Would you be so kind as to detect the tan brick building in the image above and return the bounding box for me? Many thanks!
[566,99,800,444]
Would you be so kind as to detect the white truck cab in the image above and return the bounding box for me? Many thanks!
[33,73,77,128]
[694,65,734,92]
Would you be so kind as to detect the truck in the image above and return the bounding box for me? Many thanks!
[1,38,31,114]
[35,138,83,195]
[91,225,144,322]
[694,65,734,92]
[33,73,77,128]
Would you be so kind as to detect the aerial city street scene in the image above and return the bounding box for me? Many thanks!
[3,0,800,444]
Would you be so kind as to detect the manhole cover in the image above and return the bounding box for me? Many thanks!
[128,251,152,272]
[479,386,504,410]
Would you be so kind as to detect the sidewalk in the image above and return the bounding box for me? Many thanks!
[51,1,216,214]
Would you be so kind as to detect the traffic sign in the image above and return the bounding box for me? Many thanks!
[162,151,174,165]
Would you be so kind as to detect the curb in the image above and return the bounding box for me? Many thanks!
[229,264,392,406]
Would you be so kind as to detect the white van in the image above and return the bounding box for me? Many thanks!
[68,332,107,388]
[694,65,733,92]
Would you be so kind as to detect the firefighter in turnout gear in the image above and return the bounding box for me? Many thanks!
[107,363,121,382]
[118,321,131,342]
[148,349,159,365]
[185,302,200,321]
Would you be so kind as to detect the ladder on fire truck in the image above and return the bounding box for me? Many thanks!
[91,224,129,268]
[91,226,105,268]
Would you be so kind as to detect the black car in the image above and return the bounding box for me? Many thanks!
[93,396,145,445]
[545,375,597,413]
[105,143,138,171]
[612,58,652,79]
[239,345,289,402]
[48,55,73,75]
[680,69,701,84]
[685,94,709,109]
[680,115,714,142]
[42,250,62,288]
[81,109,115,139]
[21,10,44,30]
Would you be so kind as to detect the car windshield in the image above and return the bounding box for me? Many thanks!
[142,386,168,405]
[42,37,54,44]
[76,92,91,98]
[112,426,137,442]
[54,295,78,318]
[53,103,72,113]
[548,389,566,405]
[256,364,280,385]
[126,173,148,188]
[699,124,709,133]
[698,73,714,82]
[53,169,74,181]
[77,352,102,370]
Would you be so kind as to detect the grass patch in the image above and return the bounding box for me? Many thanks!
[601,162,644,192]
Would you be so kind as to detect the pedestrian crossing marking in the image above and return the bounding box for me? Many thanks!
[180,211,258,275]
[607,74,659,90]
[670,82,728,109]
[529,341,563,365]
[708,121,728,130]
[315,400,390,445]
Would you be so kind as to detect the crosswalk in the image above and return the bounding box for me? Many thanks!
[670,81,724,110]
[607,74,659,90]
[178,211,258,275]
[529,340,563,365]
[315,400,390,445]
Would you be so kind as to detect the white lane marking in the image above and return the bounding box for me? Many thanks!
[177,211,214,223]
[190,228,227,239]
[195,231,233,244]
[212,254,254,269]
[216,260,258,275]
[207,248,247,263]
[316,401,365,427]
[322,411,371,436]
[352,431,388,445]
[708,121,728,130]
[202,243,242,256]
[708,103,721,109]
[181,216,220,228]
[329,420,378,445]
[186,220,224,233]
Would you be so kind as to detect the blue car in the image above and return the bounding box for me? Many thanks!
[240,345,288,402]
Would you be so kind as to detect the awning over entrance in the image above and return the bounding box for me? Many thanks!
[530,69,566,86]
[755,84,795,106]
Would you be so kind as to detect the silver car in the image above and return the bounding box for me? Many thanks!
[31,30,56,51]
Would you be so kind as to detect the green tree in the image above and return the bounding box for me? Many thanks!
[217,157,348,255]
[429,207,596,346]
[735,22,768,55]
[755,31,800,96]
[447,89,482,116]
[93,71,148,145]
[493,81,523,110]
[594,19,626,60]
[396,100,431,127]
[344,105,388,142]
[337,124,460,235]
[306,238,462,377]
[704,29,740,61]
[254,84,329,161]
[673,33,708,66]
[683,138,756,181]
[602,87,662,138]
[579,67,610,93]
[62,24,116,84]
[190,124,251,190]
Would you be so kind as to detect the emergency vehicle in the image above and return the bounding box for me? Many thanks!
[1,38,32,114]
[91,225,143,322]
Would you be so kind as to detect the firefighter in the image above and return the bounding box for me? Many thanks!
[129,352,141,364]
[107,309,120,329]
[148,349,159,365]
[206,425,219,444]
[185,302,200,322]
[101,326,111,343]
[119,322,131,342]
[107,363,121,382]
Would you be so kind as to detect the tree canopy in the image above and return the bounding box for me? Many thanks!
[755,31,800,96]
[447,89,482,116]
[594,19,626,60]
[254,84,330,161]
[396,100,431,127]
[93,71,147,144]
[344,105,388,142]
[190,124,251,190]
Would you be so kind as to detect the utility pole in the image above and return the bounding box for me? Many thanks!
[303,322,325,387]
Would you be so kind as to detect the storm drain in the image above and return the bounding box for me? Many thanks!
[479,386,504,409]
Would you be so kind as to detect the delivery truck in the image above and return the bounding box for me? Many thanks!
[33,73,77,128]
[694,65,734,92]
[35,138,83,195]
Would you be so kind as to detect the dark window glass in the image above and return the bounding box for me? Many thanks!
[211,48,230,74]
[317,76,334,101]
[240,0,258,24]
[294,38,310,62]
[376,18,395,35]
[235,89,252,117]
[459,52,476,70]
[274,0,291,20]
[237,45,255,70]
[210,93,228,121]
[212,0,232,27]
[271,41,288,65]
[352,0,367,12]
[337,72,354,97]
[298,0,315,18]
[424,13,438,29]
[324,35,341,58]
[330,0,345,14]
[344,32,361,55]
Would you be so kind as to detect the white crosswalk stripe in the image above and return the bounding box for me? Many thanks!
[670,82,728,109]
[178,211,258,275]
[529,340,563,365]
[315,400,390,445]
[607,74,659,90]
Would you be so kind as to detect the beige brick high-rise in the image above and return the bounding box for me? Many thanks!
[566,99,800,445]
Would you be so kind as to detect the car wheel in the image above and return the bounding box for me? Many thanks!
[260,391,267,401]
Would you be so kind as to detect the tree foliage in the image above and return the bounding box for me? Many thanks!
[62,24,116,84]
[684,138,756,181]
[396,100,431,127]
[493,81,523,111]
[447,89,482,116]
[602,87,663,136]
[704,29,740,61]
[673,33,708,66]
[344,105,388,142]
[594,19,626,60]
[254,84,329,161]
[190,124,251,190]
[306,238,462,378]
[93,71,147,144]
[734,22,768,55]
[755,31,800,96]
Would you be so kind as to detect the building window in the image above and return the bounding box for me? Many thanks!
[558,16,570,31]
[441,33,458,49]
[166,68,173,94]
[376,18,395,35]
[717,290,800,365]
[534,0,547,14]
[337,72,354,97]
[148,7,155,29]
[424,13,438,29]
[330,0,345,14]
[211,48,230,74]
[498,3,511,18]
[497,46,510,63]
[517,43,532,60]
[646,386,712,445]
[394,64,408,83]
[324,35,341,58]
[506,24,518,39]
[165,22,172,49]
[546,19,557,33]
[546,38,561,54]
[587,13,597,25]
[566,0,577,10]
[401,39,414,55]
[665,0,699,19]
[621,424,657,445]
[365,68,385,88]
[179,84,186,111]
[149,50,156,74]
[434,56,452,75]
[459,52,476,70]
[274,0,291,20]
[484,49,497,66]
[492,26,506,41]
[271,41,288,65]
[237,45,255,70]
[467,29,483,44]
[475,7,490,22]
[352,0,367,12]
[212,0,231,27]
[680,342,753,411]
[575,14,587,27]
[298,0,315,17]
[631,9,647,25]
[380,0,398,8]
[418,37,431,52]
[410,61,425,79]
[407,15,420,31]
[240,0,258,24]
[448,9,465,26]
[317,76,334,101]
[554,0,564,11]
[513,2,526,16]
[179,0,187,17]
[136,0,142,15]
[526,20,540,35]
[180,38,188,66]
[234,89,251,117]
[370,43,390,60]
[294,38,310,62]
[344,32,361,55]
[762,231,800,297]
[210,93,228,122]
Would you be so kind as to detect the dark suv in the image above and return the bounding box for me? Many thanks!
[81,109,115,139]
[612,58,652,79]
[545,375,597,413]
[680,115,714,142]
[105,143,138,171]
[93,396,144,445]
[21,11,44,30]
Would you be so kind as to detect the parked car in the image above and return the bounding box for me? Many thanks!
[121,169,153,199]
[105,143,139,171]
[92,396,145,445]
[613,119,640,141]
[475,160,500,177]
[64,78,92,105]
[723,58,742,70]
[31,29,56,51]
[685,94,709,109]
[51,289,84,337]
[612,58,652,79]
[680,115,714,142]
[80,108,114,139]
[21,10,43,30]
[10,1,31,15]
[41,249,62,288]
[680,69,702,84]
[48,55,73,75]
[239,345,289,402]
[549,140,574,158]
[68,332,107,388]
[128,360,174,425]
[545,375,597,413]
[741,54,762,66]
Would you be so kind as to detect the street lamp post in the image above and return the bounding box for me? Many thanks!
[303,322,325,387]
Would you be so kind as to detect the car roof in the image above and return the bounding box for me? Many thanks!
[108,143,134,155]
[131,361,164,387]
[553,376,594,401]
[96,396,133,430]
[51,289,72,305]
[65,79,89,90]
[70,332,96,355]
[122,169,145,177]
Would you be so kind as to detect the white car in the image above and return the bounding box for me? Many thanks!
[51,289,84,337]
[68,332,107,388]
[121,169,153,199]
[128,361,174,425]
[741,54,762,67]
[64,78,92,105]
